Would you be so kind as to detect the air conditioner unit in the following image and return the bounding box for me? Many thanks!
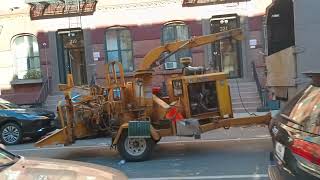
[164,61,177,70]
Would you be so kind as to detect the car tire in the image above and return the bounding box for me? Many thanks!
[0,122,23,145]
[268,165,285,180]
[117,131,154,162]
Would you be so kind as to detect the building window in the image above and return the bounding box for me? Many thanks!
[12,35,41,79]
[162,21,191,69]
[105,27,133,72]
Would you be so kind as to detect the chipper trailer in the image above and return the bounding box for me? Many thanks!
[35,28,271,161]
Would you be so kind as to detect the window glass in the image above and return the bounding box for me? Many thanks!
[176,25,189,40]
[119,30,131,50]
[105,28,133,72]
[106,30,118,51]
[32,37,39,56]
[28,56,40,70]
[162,22,191,68]
[0,149,16,166]
[163,26,175,44]
[163,52,176,63]
[288,85,320,136]
[107,51,119,62]
[121,50,133,72]
[13,35,41,79]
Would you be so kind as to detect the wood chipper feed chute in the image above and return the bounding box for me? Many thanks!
[35,100,95,147]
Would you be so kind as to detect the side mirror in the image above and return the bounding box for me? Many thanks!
[0,144,6,149]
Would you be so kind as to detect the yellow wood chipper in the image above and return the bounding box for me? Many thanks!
[35,28,271,161]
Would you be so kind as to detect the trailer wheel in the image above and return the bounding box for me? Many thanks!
[117,131,154,162]
[268,165,284,180]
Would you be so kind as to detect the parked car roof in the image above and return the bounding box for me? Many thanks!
[0,148,128,180]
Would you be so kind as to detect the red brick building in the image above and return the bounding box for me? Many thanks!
[0,0,271,106]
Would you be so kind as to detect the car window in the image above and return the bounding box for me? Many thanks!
[288,85,320,136]
[2,103,19,109]
[0,101,19,109]
[0,148,16,165]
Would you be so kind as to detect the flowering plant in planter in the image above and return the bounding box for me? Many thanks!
[23,69,42,80]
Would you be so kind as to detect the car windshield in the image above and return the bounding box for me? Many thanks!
[0,99,19,109]
[0,148,18,166]
[283,85,320,137]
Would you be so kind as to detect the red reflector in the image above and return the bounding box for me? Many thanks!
[290,139,320,165]
[152,87,161,94]
[165,107,184,122]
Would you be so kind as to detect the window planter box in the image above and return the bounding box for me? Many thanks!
[10,78,43,85]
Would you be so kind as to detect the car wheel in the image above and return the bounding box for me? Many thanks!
[117,131,154,162]
[268,165,285,180]
[0,123,22,145]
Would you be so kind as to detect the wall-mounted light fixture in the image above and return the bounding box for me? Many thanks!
[9,7,20,11]
[0,25,3,35]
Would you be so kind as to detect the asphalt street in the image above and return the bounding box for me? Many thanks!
[7,126,273,180]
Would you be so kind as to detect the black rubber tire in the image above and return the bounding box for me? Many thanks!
[117,131,154,162]
[0,122,23,145]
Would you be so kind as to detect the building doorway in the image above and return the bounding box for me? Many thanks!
[210,14,242,78]
[56,29,87,86]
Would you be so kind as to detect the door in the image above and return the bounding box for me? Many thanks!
[56,29,87,86]
[210,14,242,78]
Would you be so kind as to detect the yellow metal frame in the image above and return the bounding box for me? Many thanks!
[34,28,271,150]
[167,72,233,118]
[112,123,161,145]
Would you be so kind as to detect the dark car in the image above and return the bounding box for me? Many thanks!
[268,81,320,179]
[0,98,56,145]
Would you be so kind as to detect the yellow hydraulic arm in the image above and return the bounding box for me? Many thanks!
[137,28,243,71]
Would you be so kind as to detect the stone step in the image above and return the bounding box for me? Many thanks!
[45,94,65,107]
[43,104,57,113]
[230,87,258,93]
[228,81,256,86]
[229,83,257,88]
[229,80,260,114]
[228,78,254,82]
[230,86,258,91]
[231,92,259,98]
[46,95,64,101]
[46,99,64,104]
[232,101,261,109]
[232,96,261,103]
[232,107,258,113]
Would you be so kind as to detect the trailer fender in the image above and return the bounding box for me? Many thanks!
[112,123,161,145]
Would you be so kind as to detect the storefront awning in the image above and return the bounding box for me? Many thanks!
[182,0,250,7]
[25,0,97,20]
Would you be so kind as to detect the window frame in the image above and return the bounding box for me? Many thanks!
[104,27,134,72]
[161,21,192,69]
[11,34,41,80]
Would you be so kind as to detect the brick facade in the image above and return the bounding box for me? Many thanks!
[0,1,269,105]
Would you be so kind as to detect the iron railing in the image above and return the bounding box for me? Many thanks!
[35,77,49,106]
[251,61,268,108]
